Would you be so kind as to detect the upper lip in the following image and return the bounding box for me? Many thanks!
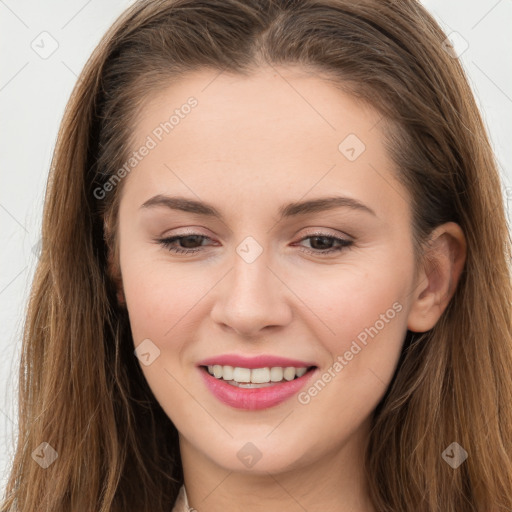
[197,354,317,369]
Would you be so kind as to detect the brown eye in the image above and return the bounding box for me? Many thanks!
[296,233,353,256]
[158,234,212,254]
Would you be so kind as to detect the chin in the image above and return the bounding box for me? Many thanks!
[195,433,313,474]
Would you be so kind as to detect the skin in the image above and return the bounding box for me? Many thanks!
[111,66,466,512]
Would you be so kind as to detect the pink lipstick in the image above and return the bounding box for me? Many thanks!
[197,354,318,410]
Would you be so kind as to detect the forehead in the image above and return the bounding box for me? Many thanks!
[123,66,409,223]
[133,65,381,153]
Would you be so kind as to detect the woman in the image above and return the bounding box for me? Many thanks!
[2,0,511,511]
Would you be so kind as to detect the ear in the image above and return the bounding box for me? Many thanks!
[104,215,126,307]
[407,222,466,333]
[107,246,126,307]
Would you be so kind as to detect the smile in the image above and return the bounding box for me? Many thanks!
[199,365,317,410]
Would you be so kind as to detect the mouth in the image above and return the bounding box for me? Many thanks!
[198,364,318,410]
[200,364,317,387]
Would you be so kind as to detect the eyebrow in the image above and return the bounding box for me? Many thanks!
[140,194,376,221]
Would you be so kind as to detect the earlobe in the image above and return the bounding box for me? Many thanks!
[407,222,466,333]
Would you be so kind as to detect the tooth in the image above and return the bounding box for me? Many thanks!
[269,367,284,382]
[206,364,310,382]
[295,367,307,378]
[283,367,296,381]
[233,367,251,383]
[222,365,234,380]
[251,367,270,384]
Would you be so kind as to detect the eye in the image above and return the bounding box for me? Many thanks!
[155,231,353,256]
[294,232,353,256]
[157,234,213,255]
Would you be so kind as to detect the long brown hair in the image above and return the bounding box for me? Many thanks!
[2,1,511,510]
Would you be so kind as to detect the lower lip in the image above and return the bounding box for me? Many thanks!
[199,367,317,410]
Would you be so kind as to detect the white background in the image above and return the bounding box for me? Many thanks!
[1,0,511,493]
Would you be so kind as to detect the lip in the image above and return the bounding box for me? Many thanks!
[198,365,318,410]
[196,354,317,369]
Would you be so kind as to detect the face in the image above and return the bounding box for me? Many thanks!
[115,66,418,475]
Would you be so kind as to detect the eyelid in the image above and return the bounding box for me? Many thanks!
[297,227,353,241]
[159,226,215,239]
[158,227,352,243]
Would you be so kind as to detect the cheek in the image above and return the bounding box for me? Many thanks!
[290,265,409,436]
[286,253,411,407]
[120,245,210,345]
[120,257,208,417]
[291,260,409,348]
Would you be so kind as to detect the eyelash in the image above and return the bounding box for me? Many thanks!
[156,232,353,256]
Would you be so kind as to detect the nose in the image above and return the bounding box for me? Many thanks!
[210,251,293,338]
